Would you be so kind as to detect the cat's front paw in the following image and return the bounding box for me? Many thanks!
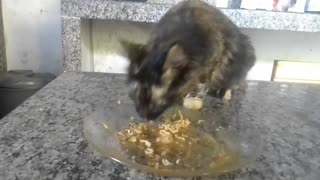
[223,89,232,101]
[183,97,203,110]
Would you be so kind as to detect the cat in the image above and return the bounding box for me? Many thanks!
[122,0,256,120]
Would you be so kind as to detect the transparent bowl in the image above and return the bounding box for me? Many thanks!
[83,99,261,177]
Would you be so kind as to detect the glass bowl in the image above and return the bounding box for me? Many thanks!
[83,99,261,177]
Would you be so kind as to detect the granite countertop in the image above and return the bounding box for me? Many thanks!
[61,0,320,32]
[1,72,320,180]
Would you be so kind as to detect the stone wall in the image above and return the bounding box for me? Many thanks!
[0,1,7,72]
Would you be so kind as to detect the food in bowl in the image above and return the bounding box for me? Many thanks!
[117,111,236,170]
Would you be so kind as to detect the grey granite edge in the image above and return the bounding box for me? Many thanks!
[147,0,215,5]
[222,9,320,32]
[61,16,81,72]
[0,0,7,72]
[61,0,320,32]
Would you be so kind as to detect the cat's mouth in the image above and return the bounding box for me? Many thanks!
[136,103,170,120]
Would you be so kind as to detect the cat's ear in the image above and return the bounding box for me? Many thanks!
[120,40,147,66]
[163,44,188,70]
[121,40,147,81]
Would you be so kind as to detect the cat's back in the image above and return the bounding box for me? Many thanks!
[157,0,235,29]
[149,0,240,58]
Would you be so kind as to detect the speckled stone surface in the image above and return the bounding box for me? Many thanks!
[147,0,215,5]
[62,17,81,72]
[1,72,320,180]
[0,1,6,72]
[61,0,320,32]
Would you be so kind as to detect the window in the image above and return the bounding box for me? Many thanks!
[271,60,320,84]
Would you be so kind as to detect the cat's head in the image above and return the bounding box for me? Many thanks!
[123,41,196,120]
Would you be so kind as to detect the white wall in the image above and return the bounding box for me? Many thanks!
[81,20,152,73]
[2,0,63,75]
[243,29,320,81]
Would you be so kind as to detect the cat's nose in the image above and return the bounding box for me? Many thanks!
[145,105,167,120]
[135,104,168,120]
[135,106,145,118]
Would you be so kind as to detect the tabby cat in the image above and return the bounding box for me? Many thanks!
[122,0,256,120]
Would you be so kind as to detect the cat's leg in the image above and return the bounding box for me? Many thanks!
[207,87,234,107]
[225,81,248,108]
[185,83,208,99]
[208,80,246,100]
[195,83,208,99]
[207,87,228,99]
[223,89,233,101]
[222,88,233,107]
